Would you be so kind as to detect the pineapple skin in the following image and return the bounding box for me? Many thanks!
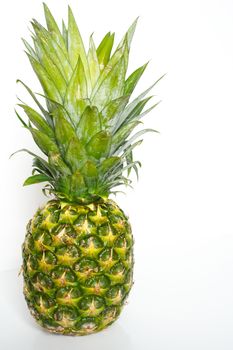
[22,199,134,335]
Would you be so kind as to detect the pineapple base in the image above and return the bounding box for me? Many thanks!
[22,199,134,335]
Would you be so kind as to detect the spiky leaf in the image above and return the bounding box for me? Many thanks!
[124,63,148,96]
[86,131,111,160]
[27,54,62,103]
[64,57,88,124]
[68,6,91,94]
[81,161,98,193]
[77,106,101,144]
[102,96,129,126]
[24,174,51,186]
[88,35,100,87]
[53,113,76,151]
[97,32,115,69]
[43,3,67,54]
[66,137,87,172]
[19,104,54,137]
[92,54,127,110]
[29,128,59,155]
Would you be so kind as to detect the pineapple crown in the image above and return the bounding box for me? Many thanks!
[15,3,163,204]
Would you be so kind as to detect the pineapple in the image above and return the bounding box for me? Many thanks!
[16,4,163,335]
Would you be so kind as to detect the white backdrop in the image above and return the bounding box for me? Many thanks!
[0,0,233,348]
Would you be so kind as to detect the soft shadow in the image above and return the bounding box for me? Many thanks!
[33,323,132,350]
[2,269,35,329]
[2,270,132,350]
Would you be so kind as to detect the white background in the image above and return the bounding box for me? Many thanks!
[0,0,233,349]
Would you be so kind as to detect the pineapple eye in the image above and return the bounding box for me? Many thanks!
[114,235,131,249]
[59,208,79,224]
[34,293,55,309]
[106,285,126,304]
[76,317,98,334]
[80,236,103,248]
[32,272,54,291]
[74,258,99,274]
[85,275,111,289]
[56,286,82,300]
[51,266,77,285]
[56,245,80,258]
[32,215,43,228]
[34,231,53,248]
[101,306,120,326]
[78,295,105,316]
[53,306,79,327]
[98,248,119,262]
[37,251,57,265]
[110,262,125,275]
[79,295,105,310]
[24,254,38,271]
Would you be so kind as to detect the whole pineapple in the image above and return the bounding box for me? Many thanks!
[16,4,163,335]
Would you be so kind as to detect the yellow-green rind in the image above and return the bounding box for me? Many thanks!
[22,199,133,335]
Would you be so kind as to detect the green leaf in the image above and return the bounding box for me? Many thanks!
[101,95,129,126]
[32,20,72,81]
[121,139,143,159]
[68,6,86,67]
[88,35,100,87]
[76,99,90,120]
[64,57,88,124]
[70,171,87,196]
[81,161,98,193]
[29,128,59,155]
[53,113,76,151]
[43,3,67,54]
[15,110,27,127]
[68,6,91,93]
[113,74,166,132]
[32,157,54,177]
[66,137,87,171]
[97,32,115,69]
[111,121,140,153]
[98,156,121,175]
[117,17,139,51]
[86,131,111,160]
[18,104,54,137]
[100,18,137,79]
[62,20,68,49]
[107,161,140,183]
[82,160,98,177]
[48,152,71,175]
[91,38,128,100]
[136,101,161,121]
[11,148,56,178]
[22,38,37,59]
[119,99,161,132]
[125,150,133,176]
[114,128,158,156]
[17,80,53,127]
[92,54,127,110]
[124,62,148,96]
[123,96,153,124]
[27,53,62,103]
[24,174,51,186]
[77,106,101,144]
[33,40,67,98]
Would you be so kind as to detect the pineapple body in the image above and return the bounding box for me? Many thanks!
[22,199,133,335]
